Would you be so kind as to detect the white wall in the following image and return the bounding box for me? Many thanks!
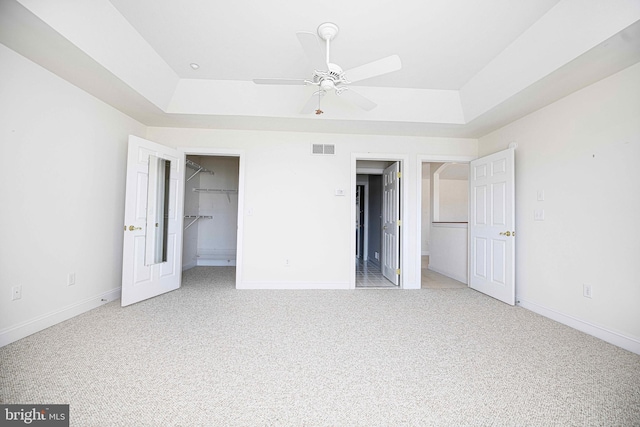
[146,128,478,289]
[0,44,146,345]
[429,225,468,284]
[438,180,468,222]
[478,62,640,351]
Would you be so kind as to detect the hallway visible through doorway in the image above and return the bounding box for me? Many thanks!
[355,258,397,288]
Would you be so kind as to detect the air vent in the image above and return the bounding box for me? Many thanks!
[311,144,335,155]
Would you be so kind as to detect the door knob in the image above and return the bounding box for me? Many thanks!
[128,225,142,231]
[499,231,511,237]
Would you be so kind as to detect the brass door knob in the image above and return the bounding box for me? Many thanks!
[128,225,142,231]
[499,231,512,237]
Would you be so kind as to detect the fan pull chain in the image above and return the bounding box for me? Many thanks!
[315,91,323,115]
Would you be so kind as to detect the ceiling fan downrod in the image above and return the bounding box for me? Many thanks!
[317,22,339,65]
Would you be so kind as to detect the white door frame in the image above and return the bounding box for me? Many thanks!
[351,153,408,289]
[415,155,477,287]
[178,147,246,289]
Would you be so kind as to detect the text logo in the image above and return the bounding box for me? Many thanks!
[1,405,69,426]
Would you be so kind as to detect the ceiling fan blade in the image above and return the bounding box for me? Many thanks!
[300,91,325,114]
[344,54,402,83]
[253,78,307,85]
[296,31,327,71]
[338,88,377,111]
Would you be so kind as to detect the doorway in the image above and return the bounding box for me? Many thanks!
[182,155,240,277]
[355,160,400,289]
[420,161,469,289]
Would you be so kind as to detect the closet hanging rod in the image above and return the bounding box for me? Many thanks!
[184,215,213,230]
[193,188,238,202]
[186,159,214,182]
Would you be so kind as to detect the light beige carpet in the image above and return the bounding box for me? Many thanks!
[1,267,639,426]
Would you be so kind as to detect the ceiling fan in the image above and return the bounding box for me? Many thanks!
[253,22,402,114]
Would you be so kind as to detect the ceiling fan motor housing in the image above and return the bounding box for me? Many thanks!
[314,63,346,91]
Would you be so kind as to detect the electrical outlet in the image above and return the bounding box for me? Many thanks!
[534,209,545,221]
[583,284,592,299]
[285,259,290,267]
[12,285,22,301]
[375,252,379,260]
[68,272,76,286]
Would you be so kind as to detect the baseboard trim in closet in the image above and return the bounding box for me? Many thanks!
[197,260,237,267]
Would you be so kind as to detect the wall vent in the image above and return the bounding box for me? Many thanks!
[311,144,335,155]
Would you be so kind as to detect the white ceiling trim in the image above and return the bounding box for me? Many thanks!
[16,0,179,110]
[460,0,640,122]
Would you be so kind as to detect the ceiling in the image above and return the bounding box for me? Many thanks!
[107,0,559,90]
[2,0,640,138]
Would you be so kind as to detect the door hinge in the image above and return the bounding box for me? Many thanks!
[396,268,401,275]
[397,220,402,226]
[397,171,401,179]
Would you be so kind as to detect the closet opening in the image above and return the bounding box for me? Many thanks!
[182,155,240,279]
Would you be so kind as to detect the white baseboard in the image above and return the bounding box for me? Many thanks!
[517,298,640,355]
[196,249,236,267]
[0,287,121,348]
[238,281,351,290]
[197,260,236,267]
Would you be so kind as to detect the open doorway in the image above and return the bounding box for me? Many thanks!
[355,160,400,289]
[421,161,468,289]
[182,155,240,277]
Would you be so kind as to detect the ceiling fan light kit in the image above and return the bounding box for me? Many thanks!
[253,22,402,114]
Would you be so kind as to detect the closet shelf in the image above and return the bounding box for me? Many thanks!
[193,188,238,202]
[184,215,213,230]
[186,159,214,182]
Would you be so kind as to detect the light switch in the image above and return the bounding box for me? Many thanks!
[537,190,545,201]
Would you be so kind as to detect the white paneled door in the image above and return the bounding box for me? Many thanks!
[469,148,515,305]
[382,162,400,286]
[121,136,184,306]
